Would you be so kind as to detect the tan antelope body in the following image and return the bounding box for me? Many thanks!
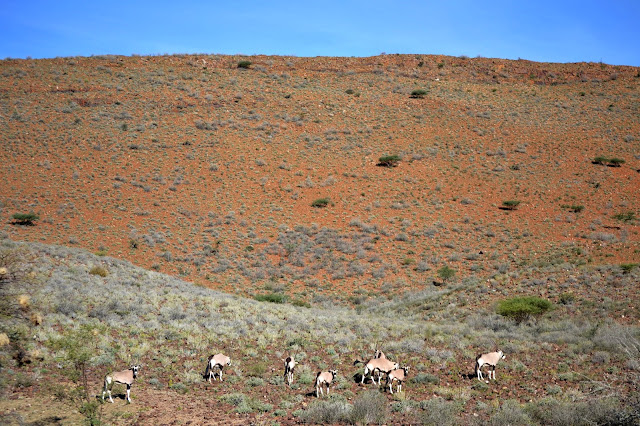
[315,369,337,397]
[102,365,140,403]
[355,357,399,385]
[476,350,505,381]
[205,353,231,382]
[283,356,296,386]
[387,366,409,393]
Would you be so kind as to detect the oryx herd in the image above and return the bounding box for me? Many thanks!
[101,349,505,403]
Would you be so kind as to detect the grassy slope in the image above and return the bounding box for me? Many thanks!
[1,237,639,424]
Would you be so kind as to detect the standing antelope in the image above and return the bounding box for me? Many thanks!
[387,366,409,394]
[354,357,399,385]
[476,350,505,381]
[102,365,140,403]
[205,353,231,382]
[283,356,296,386]
[315,369,337,397]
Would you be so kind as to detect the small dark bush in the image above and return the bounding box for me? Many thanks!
[613,211,636,222]
[501,200,521,210]
[89,266,108,277]
[254,293,287,304]
[377,155,401,167]
[561,204,584,213]
[410,89,429,98]
[311,198,330,208]
[497,296,552,322]
[237,60,252,69]
[11,213,39,226]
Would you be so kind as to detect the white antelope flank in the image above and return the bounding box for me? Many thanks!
[283,356,296,386]
[476,350,505,381]
[205,353,231,382]
[102,365,140,403]
[387,366,409,394]
[315,369,337,397]
[354,357,399,385]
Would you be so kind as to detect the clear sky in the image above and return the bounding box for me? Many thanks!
[1,1,639,66]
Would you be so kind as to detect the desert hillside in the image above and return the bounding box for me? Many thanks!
[0,54,638,305]
[0,237,639,424]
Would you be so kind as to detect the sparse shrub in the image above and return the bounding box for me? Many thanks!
[377,155,401,167]
[411,373,439,385]
[410,89,429,98]
[311,198,330,208]
[416,397,461,425]
[501,200,521,210]
[559,292,575,305]
[254,292,287,303]
[497,296,552,322]
[561,204,584,213]
[89,266,108,277]
[350,390,388,425]
[237,60,252,69]
[613,211,636,222]
[437,265,455,283]
[488,400,532,425]
[621,263,638,274]
[298,399,352,424]
[11,213,39,226]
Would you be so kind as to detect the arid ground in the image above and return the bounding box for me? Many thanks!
[0,54,639,424]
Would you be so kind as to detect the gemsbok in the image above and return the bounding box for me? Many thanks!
[283,356,296,386]
[476,350,505,381]
[354,357,399,385]
[315,369,337,397]
[102,365,140,403]
[205,353,231,382]
[387,366,409,394]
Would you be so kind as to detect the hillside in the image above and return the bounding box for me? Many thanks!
[0,237,639,424]
[0,54,639,306]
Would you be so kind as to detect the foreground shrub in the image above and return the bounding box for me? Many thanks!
[416,397,461,425]
[350,390,388,424]
[497,296,552,322]
[525,397,634,426]
[297,398,352,424]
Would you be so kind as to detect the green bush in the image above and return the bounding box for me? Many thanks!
[11,213,39,226]
[561,204,584,213]
[237,60,252,69]
[350,390,388,425]
[613,211,636,222]
[497,296,552,322]
[410,89,429,98]
[501,200,521,210]
[437,266,455,282]
[311,198,330,208]
[378,155,401,167]
[254,292,287,304]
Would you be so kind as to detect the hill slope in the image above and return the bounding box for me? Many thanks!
[1,54,639,305]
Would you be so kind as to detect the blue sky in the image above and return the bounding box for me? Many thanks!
[2,1,639,66]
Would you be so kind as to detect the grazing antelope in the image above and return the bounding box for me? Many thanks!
[315,369,337,397]
[205,353,231,382]
[354,357,399,385]
[387,366,409,394]
[283,356,296,386]
[476,350,505,381]
[102,365,140,403]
